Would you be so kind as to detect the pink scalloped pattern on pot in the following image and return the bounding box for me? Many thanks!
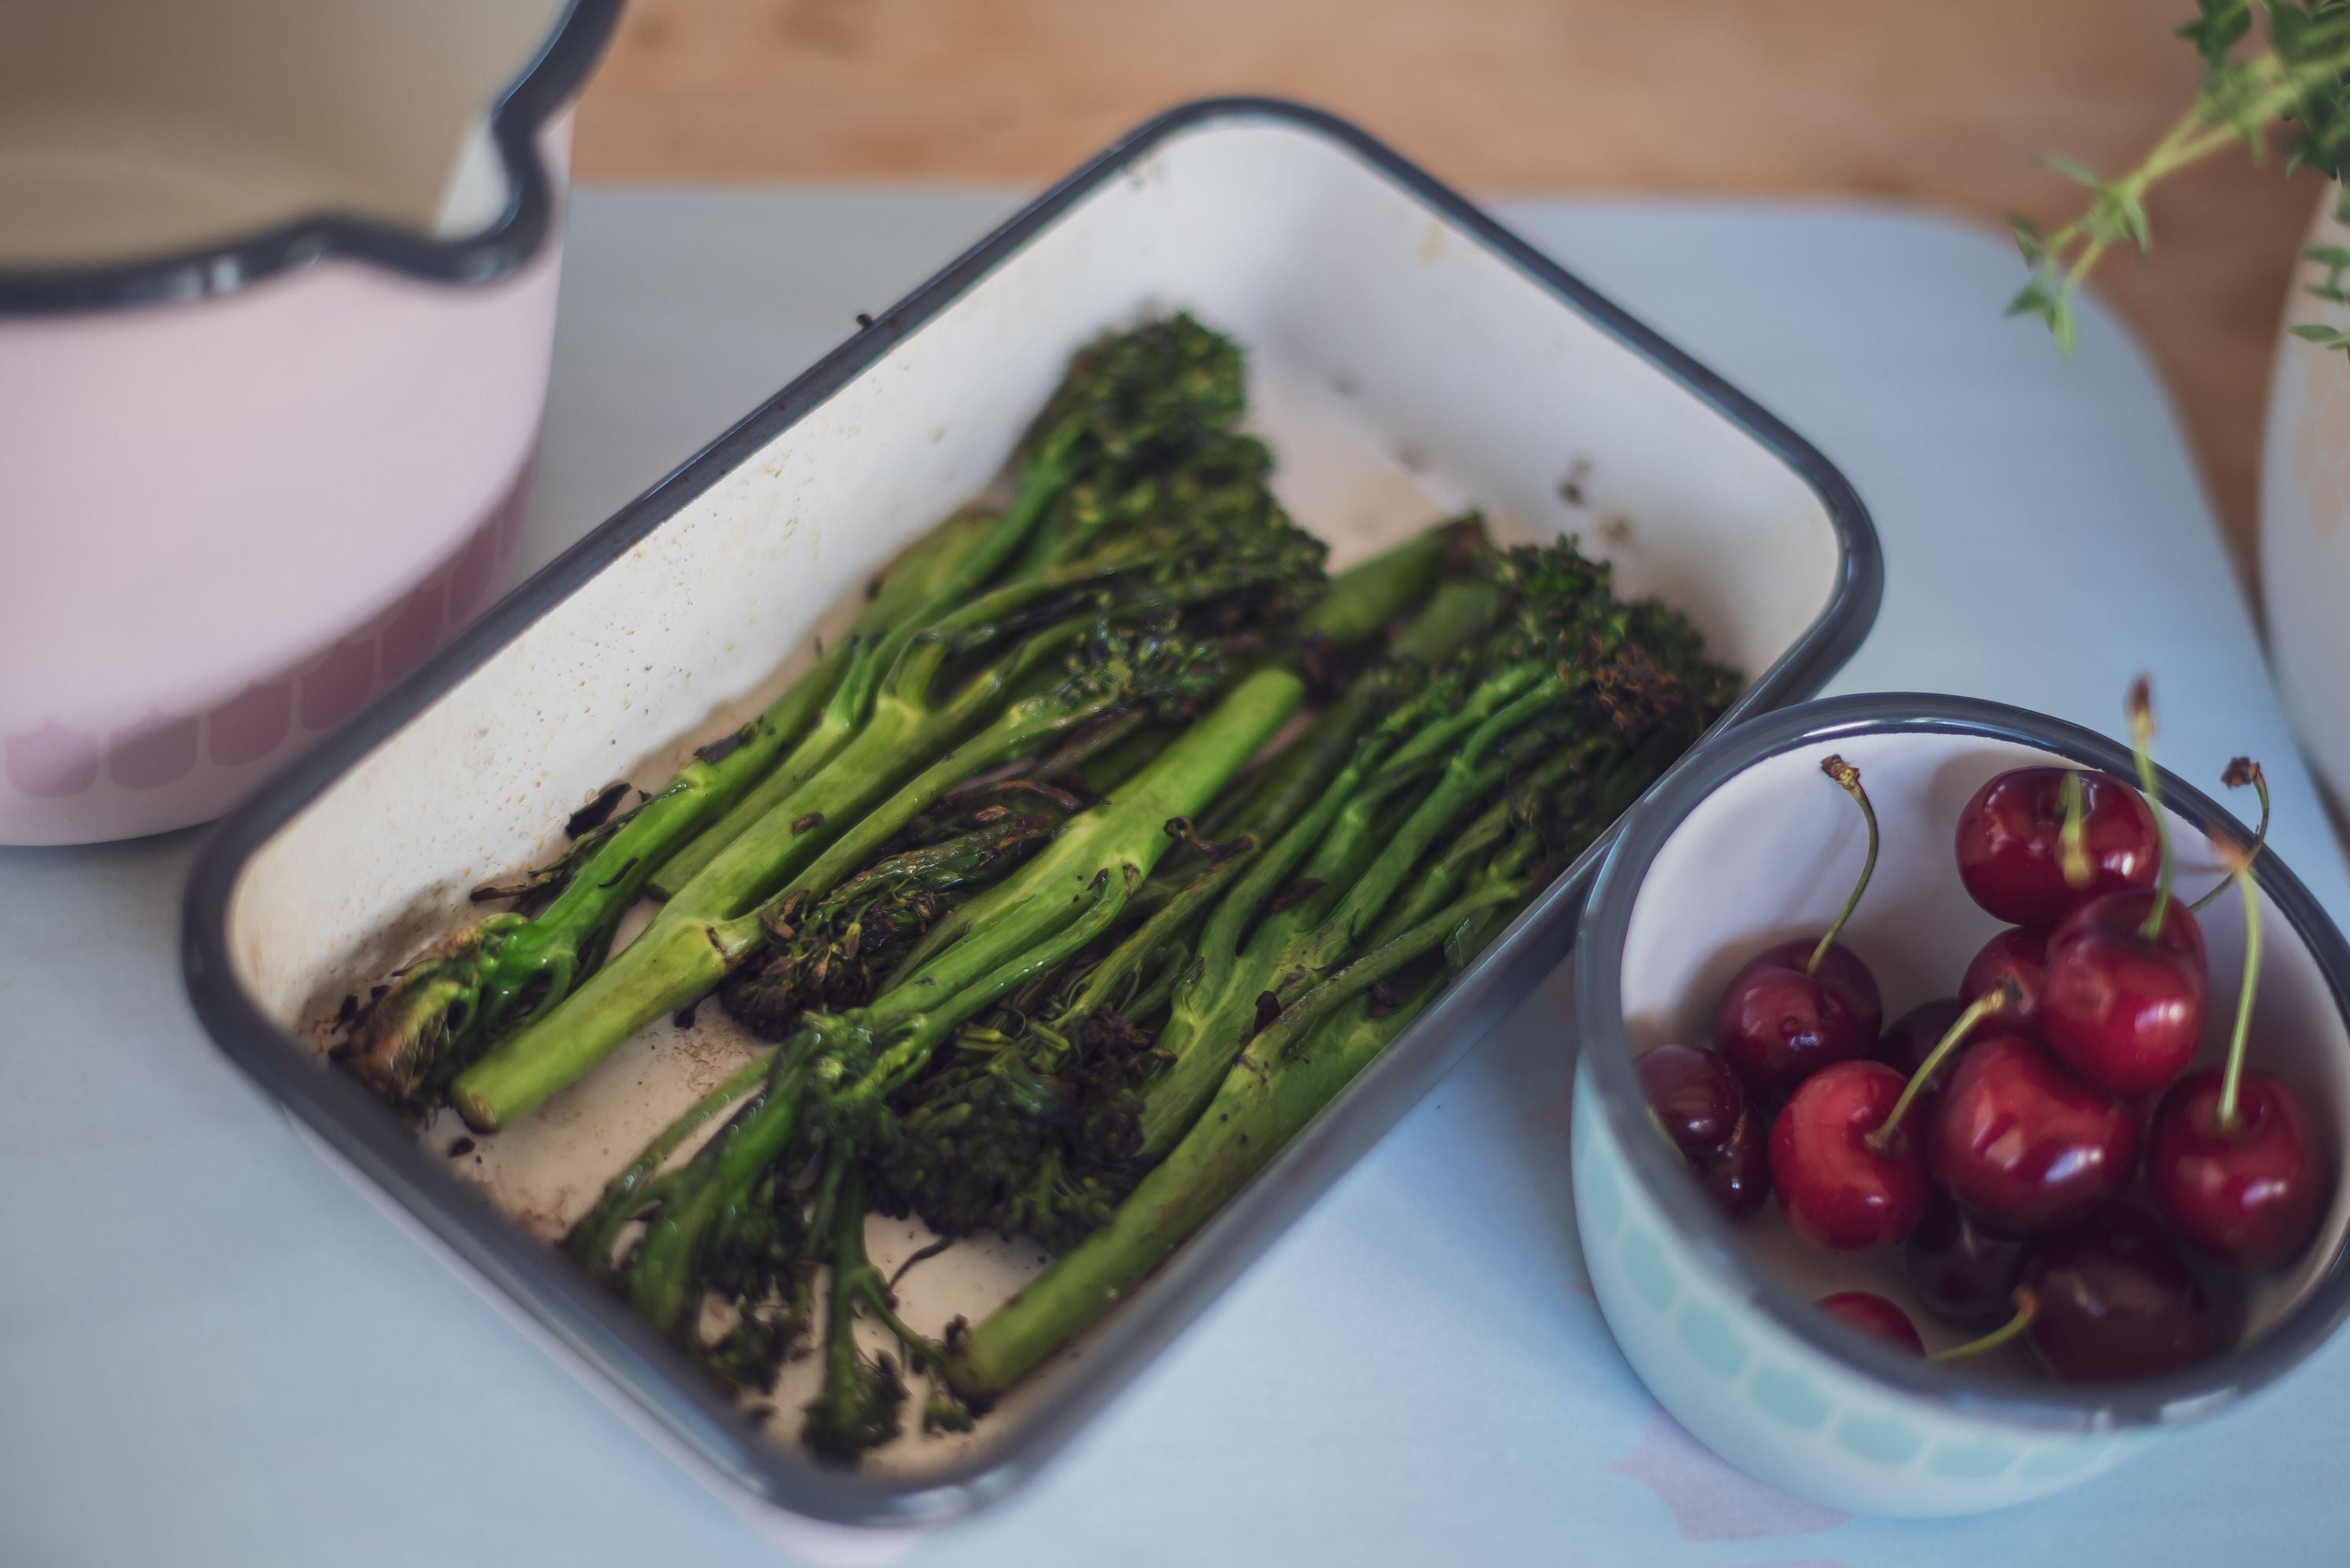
[299,638,378,733]
[208,681,294,768]
[108,710,201,790]
[381,580,450,684]
[5,721,100,798]
[0,457,533,840]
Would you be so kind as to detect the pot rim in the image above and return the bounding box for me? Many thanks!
[1574,691,2350,1431]
[0,0,623,314]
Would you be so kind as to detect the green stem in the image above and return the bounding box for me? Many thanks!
[1293,526,1454,647]
[2057,771,2092,891]
[2125,677,2175,941]
[649,509,1001,899]
[567,1051,776,1262]
[1137,677,1565,1157]
[887,670,1307,982]
[678,637,1051,923]
[774,677,1130,916]
[945,895,1469,1399]
[1807,756,1877,977]
[1931,1290,2038,1363]
[1864,982,2012,1154]
[1200,578,1500,845]
[2192,759,2271,915]
[622,1038,822,1333]
[2215,845,2264,1134]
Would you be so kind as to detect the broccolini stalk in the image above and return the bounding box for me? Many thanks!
[942,591,1731,1398]
[454,510,1470,1130]
[569,670,1305,1339]
[870,844,1260,1249]
[335,511,995,1111]
[648,314,1254,900]
[868,574,1506,1245]
[718,782,1085,1039]
[450,610,1260,1132]
[802,1161,973,1462]
[942,786,1576,1400]
[466,506,1003,1013]
[1132,542,1658,1154]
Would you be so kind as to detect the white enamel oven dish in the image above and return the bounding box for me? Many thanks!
[183,101,1881,1530]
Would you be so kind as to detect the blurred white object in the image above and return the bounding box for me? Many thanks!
[2261,181,2350,815]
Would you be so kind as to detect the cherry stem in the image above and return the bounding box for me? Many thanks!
[2125,676,2175,943]
[2057,771,2093,890]
[1864,977,2016,1154]
[1930,1288,2038,1362]
[2190,758,2270,916]
[2215,842,2263,1135]
[1646,1106,1690,1169]
[1807,755,1877,979]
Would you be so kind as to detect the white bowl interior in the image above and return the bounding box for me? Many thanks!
[1618,727,2350,1363]
[219,113,1850,1478]
[0,0,569,263]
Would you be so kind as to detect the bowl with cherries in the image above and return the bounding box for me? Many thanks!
[1568,686,2350,1517]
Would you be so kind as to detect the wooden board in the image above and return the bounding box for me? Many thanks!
[570,0,2336,595]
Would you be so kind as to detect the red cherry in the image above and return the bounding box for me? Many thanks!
[2150,1068,2327,1270]
[1874,998,1968,1125]
[1716,939,1884,1097]
[1930,1035,2140,1233]
[1876,998,1963,1078]
[1905,1194,2031,1331]
[1816,1290,1925,1354]
[1769,1060,1930,1251]
[2023,1210,2214,1381]
[1961,927,2048,1036]
[2041,890,2207,1096]
[1955,767,2157,927]
[1638,1043,1770,1220]
[1716,755,1885,1097]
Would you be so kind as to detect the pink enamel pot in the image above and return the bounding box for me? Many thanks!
[0,0,621,844]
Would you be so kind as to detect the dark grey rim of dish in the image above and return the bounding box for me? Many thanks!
[0,0,624,313]
[181,97,1882,1526]
[1576,691,2350,1428]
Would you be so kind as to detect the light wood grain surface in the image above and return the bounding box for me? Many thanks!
[571,0,2337,589]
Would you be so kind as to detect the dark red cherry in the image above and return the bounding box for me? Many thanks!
[1816,1291,1924,1354]
[1930,1035,2139,1233]
[2023,1210,2214,1381]
[1876,999,1964,1079]
[1716,755,1885,1097]
[2149,1068,2328,1270]
[1905,1194,2032,1331]
[1716,939,1884,1097]
[1874,998,1969,1125]
[1961,927,2048,1036]
[2041,890,2207,1097]
[1638,1042,1770,1219]
[1955,767,2157,927]
[1769,1060,1929,1251]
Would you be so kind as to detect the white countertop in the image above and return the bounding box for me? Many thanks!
[6,189,2347,1568]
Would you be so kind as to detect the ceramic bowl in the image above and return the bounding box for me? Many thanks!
[1571,692,2350,1516]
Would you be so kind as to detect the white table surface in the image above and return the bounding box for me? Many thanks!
[7,189,2348,1568]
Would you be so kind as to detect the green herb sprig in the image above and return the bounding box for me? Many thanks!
[2010,1,2350,357]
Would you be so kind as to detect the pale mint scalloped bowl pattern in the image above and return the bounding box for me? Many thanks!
[1571,1059,2146,1516]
